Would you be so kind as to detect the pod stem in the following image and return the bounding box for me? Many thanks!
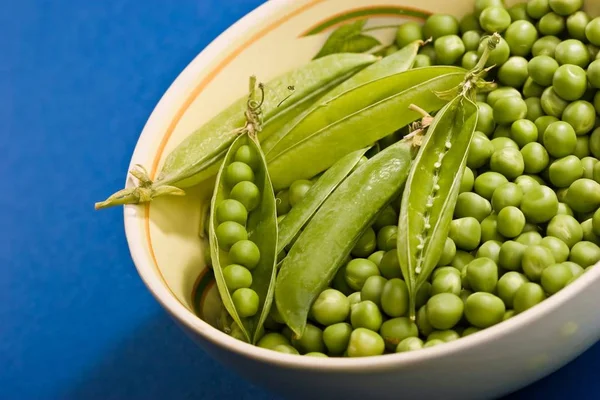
[94,76,265,210]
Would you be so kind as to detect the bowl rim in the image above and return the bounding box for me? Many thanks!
[124,0,600,370]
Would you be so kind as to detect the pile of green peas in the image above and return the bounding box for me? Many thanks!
[215,144,263,318]
[255,0,600,357]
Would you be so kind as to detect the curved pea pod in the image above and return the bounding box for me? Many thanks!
[262,40,422,156]
[209,132,278,344]
[266,68,467,190]
[277,147,369,254]
[397,97,479,320]
[275,139,414,337]
[95,54,377,209]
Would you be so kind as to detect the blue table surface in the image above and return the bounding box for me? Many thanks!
[2,0,600,398]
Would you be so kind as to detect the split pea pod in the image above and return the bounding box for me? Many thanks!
[277,147,369,254]
[275,139,415,337]
[262,40,423,156]
[397,33,502,320]
[209,129,278,344]
[267,68,467,190]
[95,53,377,209]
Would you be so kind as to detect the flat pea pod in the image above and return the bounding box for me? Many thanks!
[398,96,479,319]
[275,140,414,337]
[209,132,278,344]
[277,147,369,254]
[263,40,423,157]
[95,54,377,209]
[267,68,467,190]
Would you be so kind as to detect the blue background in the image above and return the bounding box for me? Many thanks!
[1,0,599,398]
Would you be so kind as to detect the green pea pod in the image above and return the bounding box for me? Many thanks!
[262,40,423,156]
[277,147,369,254]
[267,69,466,190]
[209,132,278,344]
[275,139,414,337]
[95,53,377,209]
[397,97,479,319]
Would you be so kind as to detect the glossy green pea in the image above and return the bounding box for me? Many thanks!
[423,14,460,40]
[593,209,600,236]
[377,225,398,252]
[462,51,480,70]
[462,30,482,51]
[379,249,402,279]
[516,231,544,246]
[563,261,585,278]
[415,305,433,336]
[291,323,325,354]
[514,282,546,313]
[569,241,600,267]
[454,192,492,222]
[478,36,511,67]
[331,264,353,296]
[549,156,583,188]
[525,97,544,121]
[216,221,248,251]
[257,332,290,350]
[592,128,600,159]
[487,87,522,108]
[352,227,377,258]
[492,182,523,211]
[522,78,545,99]
[379,317,418,351]
[475,172,509,200]
[222,264,253,291]
[431,270,462,296]
[476,240,502,265]
[521,143,550,175]
[449,217,482,251]
[368,250,386,267]
[395,22,423,48]
[520,185,558,223]
[490,147,525,180]
[480,214,505,243]
[497,271,529,308]
[229,240,261,270]
[350,300,383,331]
[275,191,291,215]
[555,39,590,68]
[535,115,559,139]
[532,35,561,57]
[416,281,433,310]
[216,199,248,226]
[476,101,497,136]
[498,56,529,88]
[498,206,526,238]
[436,238,457,268]
[479,6,511,33]
[230,181,261,212]
[505,20,538,57]
[538,12,566,36]
[499,240,527,271]
[345,259,380,291]
[432,267,460,281]
[323,322,352,355]
[225,161,254,188]
[511,119,538,148]
[361,276,388,309]
[514,175,541,195]
[272,344,299,355]
[452,250,475,271]
[492,138,519,152]
[467,257,498,293]
[347,328,385,357]
[461,167,475,194]
[493,125,512,139]
[557,202,574,216]
[374,206,398,231]
[574,138,591,160]
[465,292,505,328]
[311,289,350,326]
[426,293,464,330]
[396,337,424,352]
[428,330,461,342]
[467,131,495,169]
[522,245,556,281]
[563,101,596,136]
[541,263,573,295]
[435,35,466,65]
[528,55,558,86]
[565,179,600,213]
[380,278,409,318]
[546,214,584,248]
[540,236,570,264]
[540,87,569,118]
[553,64,587,101]
[549,0,583,15]
[587,17,600,46]
[231,288,260,318]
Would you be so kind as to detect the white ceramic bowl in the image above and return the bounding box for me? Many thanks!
[123,0,600,398]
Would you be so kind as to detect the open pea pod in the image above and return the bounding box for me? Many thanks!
[277,147,369,254]
[209,132,278,344]
[267,69,466,190]
[95,53,377,209]
[262,40,423,156]
[275,139,415,337]
[397,97,479,319]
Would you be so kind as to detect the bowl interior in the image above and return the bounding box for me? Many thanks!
[124,0,600,342]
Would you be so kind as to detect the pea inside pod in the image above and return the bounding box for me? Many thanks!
[209,129,278,344]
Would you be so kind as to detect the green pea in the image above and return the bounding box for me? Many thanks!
[305,352,328,357]
[541,87,569,118]
[528,55,558,86]
[432,267,460,281]
[222,264,253,291]
[535,115,559,139]
[332,264,353,295]
[474,0,504,16]
[419,44,437,63]
[490,147,525,180]
[591,128,600,159]
[462,51,480,70]
[431,270,462,296]
[574,137,591,160]
[229,240,261,270]
[423,339,446,348]
[345,258,380,291]
[428,330,460,342]
[569,241,600,267]
[587,17,600,46]
[434,35,466,65]
[380,278,409,317]
[562,101,596,136]
[291,323,325,354]
[588,60,600,90]
[225,161,254,188]
[479,6,511,33]
[311,289,350,326]
[257,332,290,350]
[476,240,503,265]
[522,245,556,281]
[497,271,529,308]
[351,227,377,257]
[497,206,526,238]
[532,35,561,57]
[216,221,248,250]
[396,337,424,352]
[423,293,463,331]
[563,261,585,277]
[549,0,583,15]
[555,39,590,68]
[516,231,544,246]
[234,145,260,170]
[348,292,362,307]
[379,250,402,279]
[416,281,433,309]
[462,327,481,337]
[593,209,600,236]
[395,22,423,48]
[416,305,434,336]
[216,199,248,225]
[461,167,475,193]
[553,64,587,101]
[557,202,574,216]
[231,288,259,317]
[514,175,541,195]
[452,250,476,270]
[376,225,397,252]
[230,181,260,212]
[538,12,565,36]
[565,178,600,212]
[540,236,570,264]
[275,190,291,215]
[454,192,492,222]
[347,327,385,357]
[492,182,523,211]
[350,300,383,331]
[493,96,528,125]
[436,237,457,268]
[379,317,418,351]
[462,30,482,51]
[465,292,505,328]
[499,240,527,271]
[514,283,547,313]
[361,275,388,309]
[368,250,386,267]
[525,97,544,122]
[272,344,299,355]
[450,217,482,251]
[423,14,460,40]
[520,185,559,224]
[493,124,512,139]
[556,188,569,203]
[504,20,539,57]
[491,137,519,152]
[466,257,498,293]
[481,214,505,243]
[476,102,496,136]
[475,172,509,200]
[541,263,573,295]
[510,119,538,148]
[478,36,511,67]
[468,131,494,169]
[522,78,545,98]
[323,322,352,355]
[373,206,398,230]
[288,179,313,207]
[546,214,584,248]
[548,156,583,189]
